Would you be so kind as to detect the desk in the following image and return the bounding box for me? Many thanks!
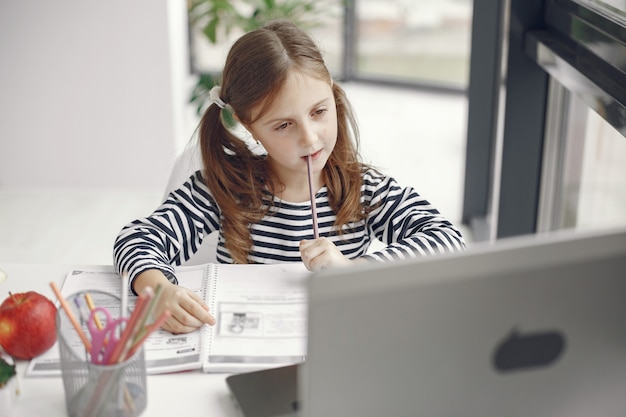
[0,263,239,417]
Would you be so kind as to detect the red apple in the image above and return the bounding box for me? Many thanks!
[0,291,57,360]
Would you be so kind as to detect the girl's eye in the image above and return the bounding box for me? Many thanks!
[275,122,290,131]
[314,108,327,117]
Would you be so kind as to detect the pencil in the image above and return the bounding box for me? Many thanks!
[108,287,153,364]
[49,281,92,351]
[73,296,87,324]
[120,271,129,317]
[306,154,319,238]
[84,293,103,329]
[126,309,171,358]
[132,284,163,345]
[84,293,135,412]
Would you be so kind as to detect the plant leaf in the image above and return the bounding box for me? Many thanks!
[0,357,16,387]
[203,17,220,44]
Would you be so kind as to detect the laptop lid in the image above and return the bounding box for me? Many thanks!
[226,364,300,417]
[302,227,626,417]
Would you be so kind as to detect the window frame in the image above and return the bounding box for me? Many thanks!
[462,0,625,240]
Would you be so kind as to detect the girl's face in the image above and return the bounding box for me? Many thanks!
[246,71,337,188]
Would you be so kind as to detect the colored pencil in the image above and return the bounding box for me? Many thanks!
[107,287,153,364]
[84,293,103,329]
[307,154,319,238]
[50,282,91,351]
[127,309,171,358]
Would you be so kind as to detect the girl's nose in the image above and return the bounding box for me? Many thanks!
[300,123,317,147]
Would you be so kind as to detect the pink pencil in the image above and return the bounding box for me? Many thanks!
[306,155,319,238]
[126,310,171,358]
[107,287,152,364]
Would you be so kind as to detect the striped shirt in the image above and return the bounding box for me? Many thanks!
[114,168,465,289]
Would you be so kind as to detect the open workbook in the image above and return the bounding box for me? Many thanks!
[27,263,310,376]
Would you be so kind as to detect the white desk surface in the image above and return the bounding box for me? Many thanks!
[0,263,240,417]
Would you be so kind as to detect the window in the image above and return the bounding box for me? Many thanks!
[535,0,626,233]
[354,0,473,89]
[462,0,625,240]
[538,86,626,232]
[576,106,626,230]
[188,1,473,91]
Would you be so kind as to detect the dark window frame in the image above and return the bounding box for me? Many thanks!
[462,0,625,240]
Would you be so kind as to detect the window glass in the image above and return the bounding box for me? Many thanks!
[573,105,626,230]
[355,0,473,88]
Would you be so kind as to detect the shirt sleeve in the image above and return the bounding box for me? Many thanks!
[360,170,466,261]
[113,170,220,293]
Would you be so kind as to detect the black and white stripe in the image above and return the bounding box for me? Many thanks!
[114,169,465,289]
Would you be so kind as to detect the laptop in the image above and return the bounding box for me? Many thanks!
[226,363,300,417]
[227,226,626,417]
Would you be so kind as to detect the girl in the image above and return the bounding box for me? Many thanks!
[114,19,465,334]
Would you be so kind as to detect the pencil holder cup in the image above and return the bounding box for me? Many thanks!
[56,291,147,417]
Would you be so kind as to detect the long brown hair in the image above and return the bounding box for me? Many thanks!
[198,19,368,263]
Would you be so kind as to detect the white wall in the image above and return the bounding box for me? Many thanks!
[0,0,192,191]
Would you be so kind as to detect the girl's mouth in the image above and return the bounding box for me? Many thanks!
[302,149,322,162]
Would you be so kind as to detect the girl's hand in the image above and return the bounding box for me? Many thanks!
[156,281,216,334]
[299,237,353,271]
[133,269,216,334]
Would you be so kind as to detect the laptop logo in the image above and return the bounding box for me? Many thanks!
[493,328,566,372]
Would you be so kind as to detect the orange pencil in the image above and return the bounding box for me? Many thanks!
[49,281,92,351]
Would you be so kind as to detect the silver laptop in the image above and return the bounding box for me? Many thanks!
[228,227,626,417]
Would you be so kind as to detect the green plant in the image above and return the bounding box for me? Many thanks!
[187,0,335,115]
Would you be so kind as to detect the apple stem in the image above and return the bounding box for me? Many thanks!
[8,291,17,304]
